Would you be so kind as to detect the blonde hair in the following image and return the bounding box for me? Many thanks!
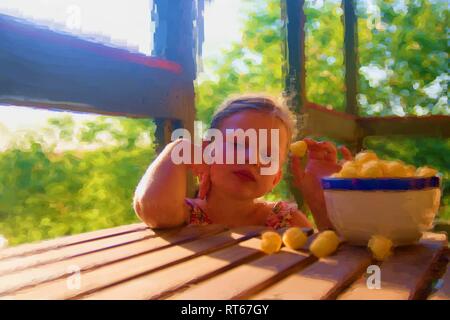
[210,94,297,145]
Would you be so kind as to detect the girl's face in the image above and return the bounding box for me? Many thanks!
[209,110,289,200]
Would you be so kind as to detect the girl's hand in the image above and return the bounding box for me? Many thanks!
[290,138,353,230]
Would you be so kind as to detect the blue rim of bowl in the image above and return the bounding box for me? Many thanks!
[321,176,440,191]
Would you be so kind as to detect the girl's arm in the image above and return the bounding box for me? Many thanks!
[133,139,194,229]
[290,138,352,231]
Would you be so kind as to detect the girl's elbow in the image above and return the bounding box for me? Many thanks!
[133,196,185,229]
[133,196,159,228]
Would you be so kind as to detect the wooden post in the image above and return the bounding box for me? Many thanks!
[342,0,359,116]
[282,0,307,125]
[282,0,308,210]
[152,0,197,196]
[152,0,196,146]
[342,0,362,152]
[154,118,183,153]
[152,0,197,81]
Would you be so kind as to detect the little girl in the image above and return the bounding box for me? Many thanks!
[133,95,352,231]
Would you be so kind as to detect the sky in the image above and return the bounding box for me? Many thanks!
[0,0,245,149]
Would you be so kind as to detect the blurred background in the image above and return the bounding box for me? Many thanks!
[0,0,448,246]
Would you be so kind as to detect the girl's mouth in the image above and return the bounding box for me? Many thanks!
[233,169,256,182]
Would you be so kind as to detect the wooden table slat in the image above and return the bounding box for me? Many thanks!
[250,245,372,300]
[0,228,158,276]
[0,222,148,260]
[0,224,226,297]
[2,225,264,299]
[337,234,448,300]
[166,234,319,300]
[82,238,265,300]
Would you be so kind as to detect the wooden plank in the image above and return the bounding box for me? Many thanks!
[0,13,192,121]
[0,222,148,260]
[251,245,372,300]
[0,228,160,276]
[82,237,265,300]
[301,103,450,146]
[338,234,448,300]
[358,115,450,138]
[0,224,226,297]
[1,226,263,299]
[0,14,181,73]
[343,0,359,115]
[303,102,360,144]
[167,235,318,300]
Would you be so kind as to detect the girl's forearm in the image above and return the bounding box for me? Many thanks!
[133,139,190,228]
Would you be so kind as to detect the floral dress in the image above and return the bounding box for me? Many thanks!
[185,198,298,229]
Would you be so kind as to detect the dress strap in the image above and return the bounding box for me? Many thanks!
[265,201,296,229]
[185,198,212,225]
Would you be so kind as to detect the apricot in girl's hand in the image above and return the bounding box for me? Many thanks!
[290,140,308,158]
[282,227,307,250]
[310,230,340,258]
[368,235,393,261]
[260,231,282,254]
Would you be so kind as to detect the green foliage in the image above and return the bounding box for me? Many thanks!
[356,0,448,116]
[196,0,448,121]
[0,117,156,245]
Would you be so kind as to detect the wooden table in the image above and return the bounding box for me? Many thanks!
[0,223,448,300]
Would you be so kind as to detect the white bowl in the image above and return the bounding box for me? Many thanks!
[321,177,441,246]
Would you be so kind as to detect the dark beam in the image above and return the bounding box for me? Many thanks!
[358,115,450,138]
[282,0,306,122]
[342,0,359,115]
